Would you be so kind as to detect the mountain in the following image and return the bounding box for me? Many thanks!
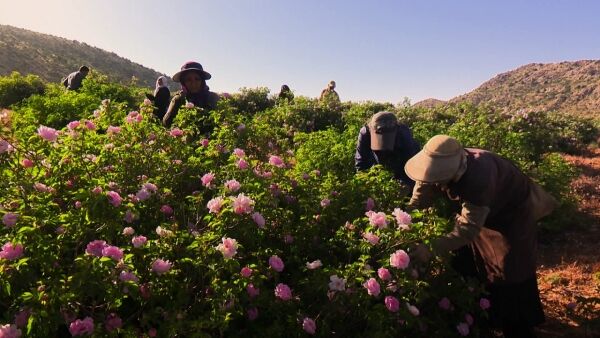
[0,25,165,88]
[412,98,447,109]
[450,60,600,118]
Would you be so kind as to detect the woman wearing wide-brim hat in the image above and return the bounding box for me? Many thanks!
[405,135,558,338]
[162,61,220,127]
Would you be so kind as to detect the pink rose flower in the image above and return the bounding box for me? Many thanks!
[246,283,260,298]
[439,297,451,310]
[119,270,139,282]
[85,240,107,257]
[160,204,173,215]
[252,212,265,228]
[123,210,137,223]
[268,155,285,168]
[269,255,284,272]
[33,182,54,193]
[74,201,82,208]
[92,186,103,194]
[224,179,241,192]
[320,198,330,207]
[142,182,158,192]
[0,324,21,338]
[231,194,254,214]
[102,245,123,261]
[385,296,400,312]
[151,259,172,275]
[240,267,252,278]
[465,313,474,326]
[207,197,225,214]
[237,159,249,170]
[14,309,31,328]
[480,298,491,310]
[392,208,412,230]
[201,173,215,188]
[0,242,24,260]
[67,120,80,130]
[84,120,96,130]
[363,278,381,297]
[377,267,391,281]
[69,317,94,336]
[135,188,151,201]
[2,213,18,227]
[106,191,122,207]
[365,197,375,211]
[107,126,121,134]
[456,322,470,336]
[328,275,346,291]
[21,159,34,168]
[104,313,122,332]
[216,237,238,259]
[302,317,316,335]
[247,307,258,320]
[233,148,245,158]
[362,232,380,245]
[37,125,58,141]
[200,138,209,147]
[306,260,322,270]
[274,283,292,300]
[132,236,147,248]
[0,140,14,153]
[169,128,184,137]
[366,211,388,228]
[122,227,135,236]
[390,249,410,269]
[406,303,420,316]
[126,111,143,123]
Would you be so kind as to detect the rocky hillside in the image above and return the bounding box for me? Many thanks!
[0,25,165,88]
[450,60,600,118]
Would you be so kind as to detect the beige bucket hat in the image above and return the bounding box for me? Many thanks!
[404,135,464,182]
[368,111,398,151]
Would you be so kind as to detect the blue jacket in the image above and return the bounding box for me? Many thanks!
[355,124,420,186]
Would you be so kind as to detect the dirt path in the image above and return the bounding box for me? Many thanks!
[537,148,600,338]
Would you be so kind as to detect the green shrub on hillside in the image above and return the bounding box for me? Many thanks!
[0,72,46,108]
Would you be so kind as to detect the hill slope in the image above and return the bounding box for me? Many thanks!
[0,25,165,88]
[450,60,600,118]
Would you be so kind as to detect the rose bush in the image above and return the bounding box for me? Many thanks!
[0,73,594,336]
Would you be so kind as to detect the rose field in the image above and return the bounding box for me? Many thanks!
[0,72,598,337]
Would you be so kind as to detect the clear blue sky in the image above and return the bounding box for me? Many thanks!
[1,0,599,103]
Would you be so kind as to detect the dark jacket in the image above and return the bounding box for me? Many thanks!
[411,148,558,284]
[62,71,86,91]
[162,90,220,127]
[152,86,171,120]
[355,124,420,186]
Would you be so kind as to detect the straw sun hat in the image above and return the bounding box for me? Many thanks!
[404,135,464,183]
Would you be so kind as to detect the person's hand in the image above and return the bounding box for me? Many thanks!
[411,243,432,263]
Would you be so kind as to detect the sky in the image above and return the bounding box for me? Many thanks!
[1,0,600,103]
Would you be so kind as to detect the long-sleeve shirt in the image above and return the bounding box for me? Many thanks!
[63,71,86,91]
[355,124,420,187]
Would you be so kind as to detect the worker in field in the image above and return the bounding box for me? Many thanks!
[277,84,294,102]
[62,65,89,91]
[146,76,171,121]
[162,61,219,127]
[355,111,420,187]
[406,135,558,338]
[319,80,340,103]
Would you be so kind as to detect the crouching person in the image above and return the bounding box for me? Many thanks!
[405,135,558,338]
